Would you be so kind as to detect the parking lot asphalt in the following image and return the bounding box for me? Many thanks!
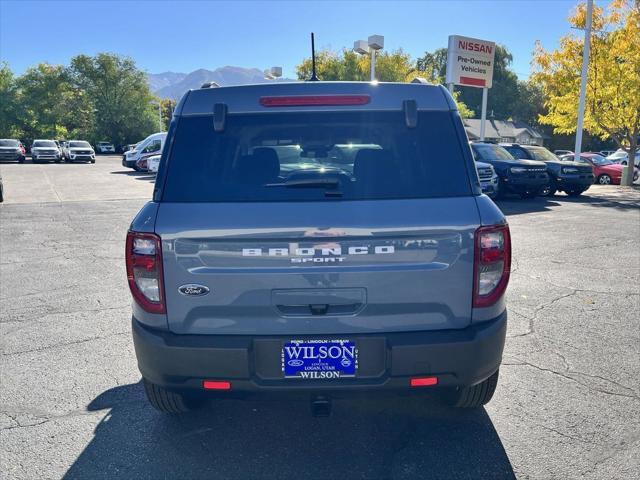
[1,156,639,480]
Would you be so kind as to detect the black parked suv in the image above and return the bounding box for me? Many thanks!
[470,142,549,198]
[501,144,593,197]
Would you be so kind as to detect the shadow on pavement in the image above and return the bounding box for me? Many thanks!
[110,170,156,182]
[496,188,640,216]
[63,381,515,480]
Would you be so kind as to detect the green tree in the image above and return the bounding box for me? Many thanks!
[0,63,20,138]
[296,48,473,117]
[14,63,76,143]
[160,98,177,130]
[68,53,157,145]
[532,0,640,185]
[296,49,415,82]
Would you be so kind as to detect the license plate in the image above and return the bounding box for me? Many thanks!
[282,339,358,379]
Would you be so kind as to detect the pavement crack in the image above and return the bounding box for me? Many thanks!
[502,360,640,400]
[508,290,576,339]
[1,331,129,356]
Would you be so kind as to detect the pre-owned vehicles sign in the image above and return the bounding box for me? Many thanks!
[446,35,496,89]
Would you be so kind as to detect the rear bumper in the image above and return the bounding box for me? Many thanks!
[122,157,137,168]
[132,311,507,394]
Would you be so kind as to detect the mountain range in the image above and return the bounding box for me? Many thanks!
[147,66,295,100]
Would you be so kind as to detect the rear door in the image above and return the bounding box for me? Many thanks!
[155,109,480,335]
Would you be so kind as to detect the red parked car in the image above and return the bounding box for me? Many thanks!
[561,153,639,185]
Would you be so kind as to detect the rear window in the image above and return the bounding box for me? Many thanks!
[524,147,559,162]
[472,144,514,161]
[0,139,19,147]
[162,111,471,202]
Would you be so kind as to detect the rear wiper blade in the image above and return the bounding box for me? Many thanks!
[265,178,341,189]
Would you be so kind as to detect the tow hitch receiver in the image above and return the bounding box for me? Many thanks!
[311,395,332,417]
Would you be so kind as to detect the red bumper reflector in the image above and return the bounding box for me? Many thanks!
[410,376,438,387]
[259,95,370,107]
[203,380,231,390]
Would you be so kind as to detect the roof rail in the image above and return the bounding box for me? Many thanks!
[411,77,431,85]
[200,81,220,89]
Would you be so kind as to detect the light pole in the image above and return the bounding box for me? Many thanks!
[353,35,384,81]
[574,0,593,163]
[150,100,162,131]
[264,66,283,80]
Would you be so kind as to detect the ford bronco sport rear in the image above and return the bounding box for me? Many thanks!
[127,81,510,414]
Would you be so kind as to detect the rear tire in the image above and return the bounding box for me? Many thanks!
[447,370,499,408]
[143,378,203,414]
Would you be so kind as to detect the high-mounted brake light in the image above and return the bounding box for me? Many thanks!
[259,95,370,107]
[473,224,511,308]
[126,232,166,314]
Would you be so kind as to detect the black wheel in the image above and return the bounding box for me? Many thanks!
[540,184,556,196]
[143,378,203,414]
[597,174,612,185]
[91,159,95,164]
[18,156,25,163]
[446,370,499,408]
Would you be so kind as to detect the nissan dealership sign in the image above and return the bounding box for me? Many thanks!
[446,35,496,88]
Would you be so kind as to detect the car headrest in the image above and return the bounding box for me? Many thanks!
[353,149,394,185]
[235,147,280,185]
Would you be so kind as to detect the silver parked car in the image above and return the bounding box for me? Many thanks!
[31,139,62,163]
[127,81,511,414]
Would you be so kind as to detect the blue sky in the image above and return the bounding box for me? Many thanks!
[1,0,580,79]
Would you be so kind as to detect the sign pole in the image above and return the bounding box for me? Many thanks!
[370,50,376,81]
[574,0,593,162]
[480,87,488,141]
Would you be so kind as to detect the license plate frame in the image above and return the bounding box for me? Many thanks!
[282,339,358,379]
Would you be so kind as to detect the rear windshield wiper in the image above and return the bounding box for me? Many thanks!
[265,178,342,196]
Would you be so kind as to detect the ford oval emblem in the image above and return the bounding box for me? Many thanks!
[287,359,304,367]
[178,284,210,296]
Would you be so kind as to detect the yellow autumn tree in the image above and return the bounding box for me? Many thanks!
[532,0,640,186]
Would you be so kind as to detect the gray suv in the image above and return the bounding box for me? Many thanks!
[127,82,511,414]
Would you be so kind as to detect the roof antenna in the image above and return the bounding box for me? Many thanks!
[310,32,319,81]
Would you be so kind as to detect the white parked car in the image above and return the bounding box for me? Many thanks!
[63,140,95,163]
[147,154,161,173]
[606,149,640,167]
[122,132,166,171]
[96,141,115,154]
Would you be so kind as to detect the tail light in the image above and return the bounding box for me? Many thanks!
[126,232,165,314]
[473,224,511,308]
